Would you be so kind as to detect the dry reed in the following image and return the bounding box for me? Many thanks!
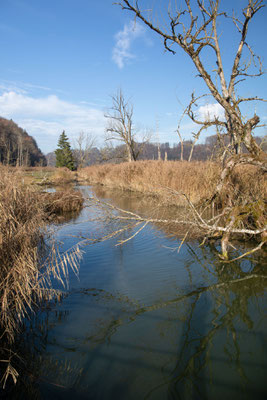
[50,167,77,185]
[0,166,83,388]
[78,160,221,205]
[41,190,84,216]
[78,160,266,208]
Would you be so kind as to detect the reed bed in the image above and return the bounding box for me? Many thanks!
[0,167,83,388]
[78,160,266,208]
[78,160,221,205]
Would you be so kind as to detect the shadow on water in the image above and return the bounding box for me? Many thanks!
[5,185,267,400]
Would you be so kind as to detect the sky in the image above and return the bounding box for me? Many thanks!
[0,0,266,154]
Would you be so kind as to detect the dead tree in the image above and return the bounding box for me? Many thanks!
[118,1,265,159]
[105,89,140,162]
[116,0,266,258]
[74,131,96,168]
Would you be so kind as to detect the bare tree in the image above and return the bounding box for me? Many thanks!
[17,133,23,167]
[74,131,96,168]
[116,0,266,258]
[0,132,11,165]
[118,1,266,157]
[105,89,149,162]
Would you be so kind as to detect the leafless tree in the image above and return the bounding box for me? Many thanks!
[105,89,149,162]
[0,132,11,165]
[16,133,24,167]
[114,0,266,258]
[74,131,96,168]
[118,1,266,156]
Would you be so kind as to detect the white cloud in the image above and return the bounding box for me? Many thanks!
[198,103,225,121]
[0,79,66,96]
[112,21,145,68]
[0,91,106,153]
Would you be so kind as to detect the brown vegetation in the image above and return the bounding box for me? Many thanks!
[79,160,266,209]
[41,189,83,216]
[79,160,266,258]
[116,0,267,259]
[0,166,83,388]
[49,167,77,185]
[78,160,221,206]
[14,167,77,186]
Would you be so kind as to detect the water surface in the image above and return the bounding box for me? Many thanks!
[17,186,267,399]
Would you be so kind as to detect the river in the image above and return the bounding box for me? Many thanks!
[13,185,267,399]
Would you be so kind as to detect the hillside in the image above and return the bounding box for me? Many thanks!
[0,118,47,166]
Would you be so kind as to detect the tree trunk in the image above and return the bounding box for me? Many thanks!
[126,145,132,162]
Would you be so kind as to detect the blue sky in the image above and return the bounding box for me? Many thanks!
[0,0,266,153]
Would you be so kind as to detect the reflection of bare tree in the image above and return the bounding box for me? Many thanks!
[5,210,266,399]
[142,245,267,400]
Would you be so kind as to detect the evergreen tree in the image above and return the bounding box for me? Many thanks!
[55,131,75,170]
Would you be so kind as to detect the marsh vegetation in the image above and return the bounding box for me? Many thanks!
[0,166,83,389]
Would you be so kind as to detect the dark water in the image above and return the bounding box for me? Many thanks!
[16,186,267,399]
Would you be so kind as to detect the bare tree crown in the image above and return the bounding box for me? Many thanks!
[117,0,266,157]
[105,89,150,162]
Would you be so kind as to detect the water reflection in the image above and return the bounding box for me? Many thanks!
[6,185,267,399]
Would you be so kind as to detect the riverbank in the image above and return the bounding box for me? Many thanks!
[18,160,266,211]
[0,162,266,392]
[0,166,83,389]
[77,160,221,206]
[4,183,266,400]
[78,161,266,259]
[77,160,266,209]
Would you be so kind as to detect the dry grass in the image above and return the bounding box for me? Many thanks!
[78,160,266,208]
[14,167,77,186]
[226,164,266,203]
[14,166,56,185]
[50,167,77,185]
[78,160,221,205]
[41,190,84,216]
[218,164,267,232]
[0,166,83,388]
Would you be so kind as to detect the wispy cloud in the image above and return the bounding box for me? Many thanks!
[112,21,145,69]
[0,91,105,152]
[198,103,225,121]
[0,79,66,95]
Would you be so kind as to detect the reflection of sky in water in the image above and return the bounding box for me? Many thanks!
[20,186,267,399]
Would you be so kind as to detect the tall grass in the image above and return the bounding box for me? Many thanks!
[41,189,84,216]
[78,160,221,205]
[0,167,83,388]
[50,167,77,185]
[78,160,266,208]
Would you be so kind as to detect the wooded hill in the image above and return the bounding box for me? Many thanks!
[0,118,47,166]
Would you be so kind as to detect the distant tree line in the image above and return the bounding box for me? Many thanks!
[48,133,266,168]
[1,115,264,170]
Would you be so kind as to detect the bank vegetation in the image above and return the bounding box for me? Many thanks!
[0,166,83,390]
[79,159,266,260]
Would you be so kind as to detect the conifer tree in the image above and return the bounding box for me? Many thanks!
[55,131,75,170]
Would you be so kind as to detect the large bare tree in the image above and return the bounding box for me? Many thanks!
[115,0,266,258]
[117,1,266,158]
